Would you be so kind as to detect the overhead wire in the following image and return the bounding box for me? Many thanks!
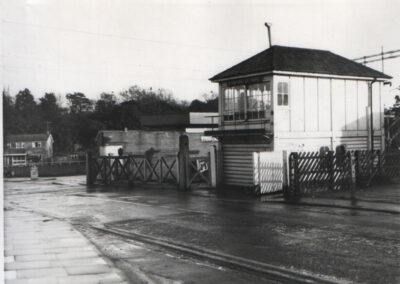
[2,19,251,54]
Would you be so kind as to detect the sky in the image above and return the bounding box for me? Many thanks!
[1,0,400,106]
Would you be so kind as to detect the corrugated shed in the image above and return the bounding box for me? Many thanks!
[223,143,271,187]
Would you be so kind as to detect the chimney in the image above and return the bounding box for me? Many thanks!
[264,22,272,48]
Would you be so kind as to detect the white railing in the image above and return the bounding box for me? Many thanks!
[253,151,288,194]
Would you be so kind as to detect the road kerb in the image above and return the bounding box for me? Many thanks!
[263,199,400,215]
[93,225,345,284]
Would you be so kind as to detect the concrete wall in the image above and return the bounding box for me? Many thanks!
[101,130,216,157]
[99,145,123,156]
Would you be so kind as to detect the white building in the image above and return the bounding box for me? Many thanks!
[4,133,54,166]
[206,45,392,188]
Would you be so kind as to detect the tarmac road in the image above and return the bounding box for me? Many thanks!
[4,176,400,284]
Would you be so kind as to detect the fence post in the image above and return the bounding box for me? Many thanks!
[115,157,119,181]
[104,158,108,184]
[127,156,133,184]
[366,106,373,150]
[253,152,260,192]
[354,150,361,186]
[86,151,93,186]
[257,153,261,192]
[176,155,180,185]
[178,135,189,190]
[348,152,356,201]
[210,145,217,188]
[328,151,334,191]
[159,158,163,183]
[144,159,148,182]
[377,150,383,178]
[208,151,212,186]
[216,142,224,189]
[292,153,300,200]
[282,150,288,192]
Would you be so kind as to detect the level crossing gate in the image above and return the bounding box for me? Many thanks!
[88,155,179,185]
[87,152,211,188]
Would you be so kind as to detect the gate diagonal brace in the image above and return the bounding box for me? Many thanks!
[133,159,145,181]
[106,158,116,183]
[145,159,160,182]
[102,158,115,184]
[161,157,177,182]
[116,158,130,180]
[92,159,103,181]
[189,160,209,185]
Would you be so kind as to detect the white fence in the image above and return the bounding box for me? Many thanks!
[253,151,288,194]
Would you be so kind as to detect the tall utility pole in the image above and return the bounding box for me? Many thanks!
[264,23,272,48]
[353,47,400,72]
[353,47,399,151]
[45,121,52,134]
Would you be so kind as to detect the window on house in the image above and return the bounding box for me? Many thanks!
[223,86,246,121]
[15,142,25,149]
[277,82,289,106]
[7,143,11,148]
[32,142,42,148]
[246,82,272,119]
[12,156,26,165]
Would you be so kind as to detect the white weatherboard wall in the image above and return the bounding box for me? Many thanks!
[273,75,385,152]
[99,145,122,156]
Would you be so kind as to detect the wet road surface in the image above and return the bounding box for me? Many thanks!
[4,176,400,283]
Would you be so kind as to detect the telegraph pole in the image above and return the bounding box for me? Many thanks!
[45,121,52,134]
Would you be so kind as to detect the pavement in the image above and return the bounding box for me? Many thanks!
[4,208,128,284]
[260,183,400,214]
[4,176,400,284]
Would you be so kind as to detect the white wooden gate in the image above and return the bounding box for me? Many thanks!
[253,151,286,194]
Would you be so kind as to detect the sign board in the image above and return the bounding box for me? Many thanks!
[196,158,208,173]
[30,165,38,180]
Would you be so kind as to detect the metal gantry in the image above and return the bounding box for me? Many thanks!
[353,47,400,72]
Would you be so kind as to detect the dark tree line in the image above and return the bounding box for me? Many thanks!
[3,86,217,155]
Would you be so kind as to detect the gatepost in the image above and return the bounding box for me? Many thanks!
[178,135,189,190]
[30,165,38,180]
[86,151,94,186]
[349,151,357,204]
[216,141,224,189]
[209,145,217,188]
[282,150,288,192]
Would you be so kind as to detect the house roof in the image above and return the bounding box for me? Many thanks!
[210,45,392,81]
[6,133,51,143]
[4,148,27,155]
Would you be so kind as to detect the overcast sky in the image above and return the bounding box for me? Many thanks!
[1,0,399,106]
